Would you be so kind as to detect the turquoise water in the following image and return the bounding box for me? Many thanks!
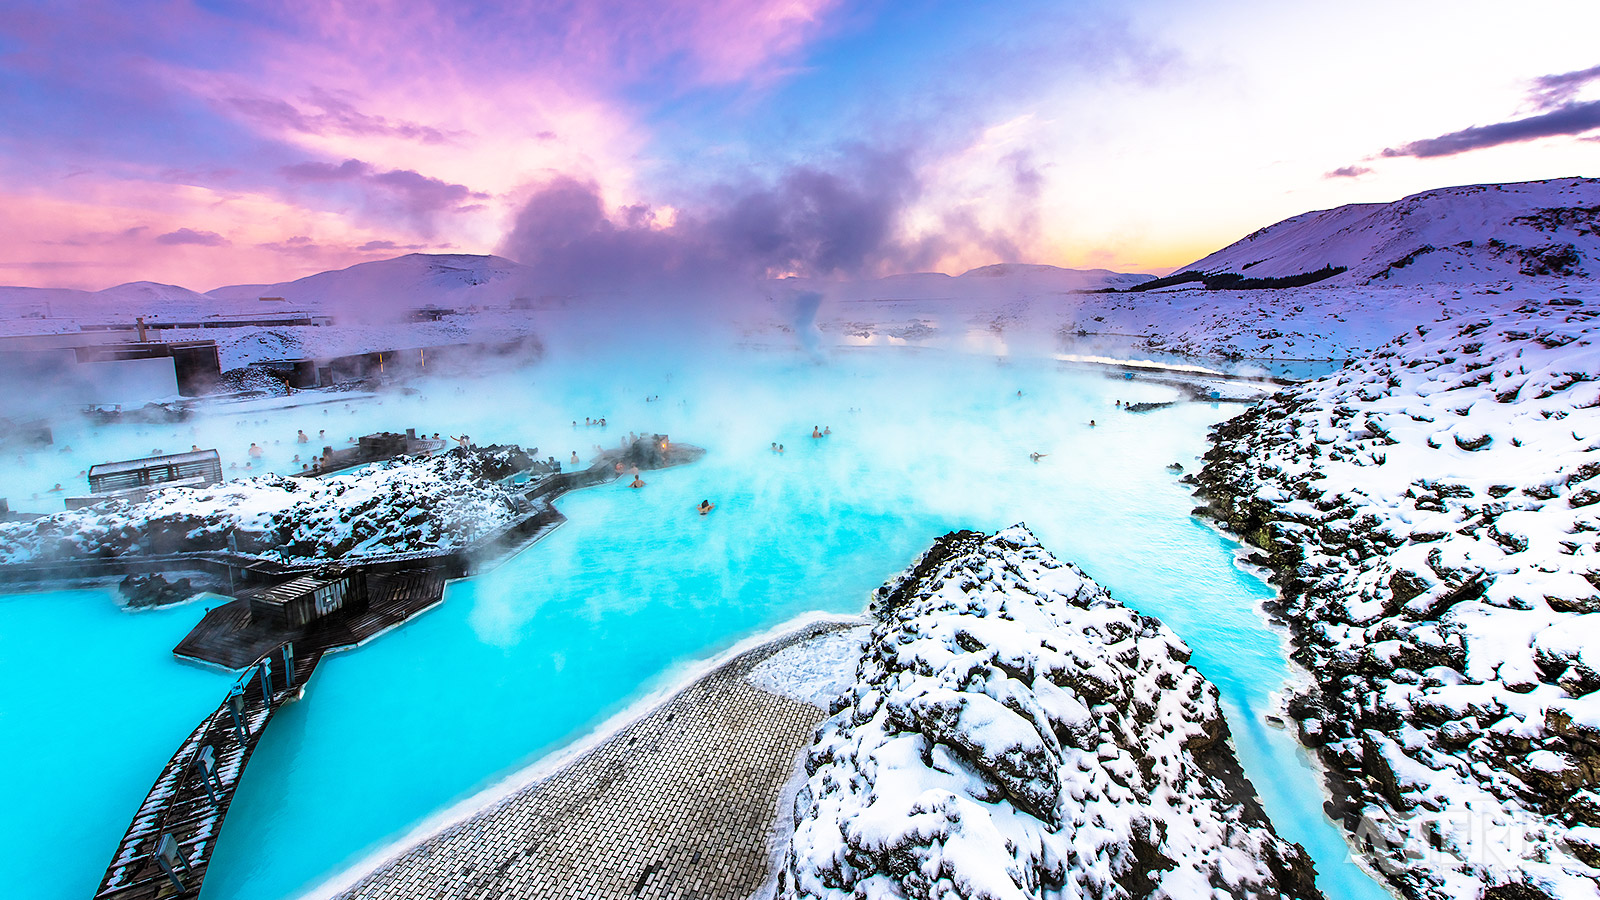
[0,590,232,898]
[1,348,1389,900]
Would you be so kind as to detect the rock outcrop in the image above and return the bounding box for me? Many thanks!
[1194,301,1600,899]
[779,525,1322,900]
[0,445,537,565]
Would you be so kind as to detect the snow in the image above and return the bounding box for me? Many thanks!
[747,625,871,710]
[778,525,1319,900]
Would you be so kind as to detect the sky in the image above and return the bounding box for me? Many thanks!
[2,0,1599,291]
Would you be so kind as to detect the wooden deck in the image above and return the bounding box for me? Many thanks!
[94,645,322,900]
[175,569,451,668]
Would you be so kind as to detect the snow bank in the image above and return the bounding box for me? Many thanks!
[777,525,1321,900]
[1196,300,1600,898]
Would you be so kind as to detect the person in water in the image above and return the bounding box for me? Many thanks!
[823,426,831,435]
[1029,452,1047,462]
[770,442,779,453]
[1089,420,1096,427]
[630,474,646,488]
[812,426,822,438]
[248,442,263,458]
[297,429,309,443]
[698,499,714,515]
[571,451,580,464]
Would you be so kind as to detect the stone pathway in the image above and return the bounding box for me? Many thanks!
[335,621,855,900]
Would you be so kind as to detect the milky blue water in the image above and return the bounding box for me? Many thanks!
[0,348,1389,900]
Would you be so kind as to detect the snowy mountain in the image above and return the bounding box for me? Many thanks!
[1195,300,1600,899]
[1180,177,1600,287]
[210,253,538,320]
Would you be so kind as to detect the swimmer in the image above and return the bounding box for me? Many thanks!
[450,434,471,449]
[1115,399,1122,407]
[292,454,300,463]
[248,443,263,458]
[297,430,309,443]
[614,461,625,474]
[823,426,831,436]
[47,482,63,492]
[571,451,580,464]
[1089,419,1096,427]
[777,443,785,454]
[1029,452,1047,462]
[812,426,822,439]
[630,474,645,488]
[698,499,715,515]
[191,444,200,452]
[770,442,778,453]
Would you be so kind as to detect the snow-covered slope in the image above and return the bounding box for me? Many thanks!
[1195,301,1600,899]
[780,525,1321,900]
[1183,178,1600,286]
[211,253,537,320]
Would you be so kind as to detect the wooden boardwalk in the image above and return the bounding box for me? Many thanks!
[94,644,322,900]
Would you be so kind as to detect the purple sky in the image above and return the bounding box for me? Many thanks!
[2,0,1598,290]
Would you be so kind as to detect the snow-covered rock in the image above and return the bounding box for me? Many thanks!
[0,446,531,564]
[778,525,1322,900]
[1195,301,1600,899]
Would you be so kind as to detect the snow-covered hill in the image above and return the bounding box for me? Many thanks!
[780,525,1321,900]
[1182,177,1600,287]
[211,253,538,321]
[1195,301,1600,899]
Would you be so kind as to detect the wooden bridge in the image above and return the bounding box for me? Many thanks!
[94,643,321,900]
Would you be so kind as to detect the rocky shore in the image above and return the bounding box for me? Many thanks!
[1193,301,1600,899]
[778,525,1322,900]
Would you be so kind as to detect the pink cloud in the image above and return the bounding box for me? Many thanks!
[0,181,433,290]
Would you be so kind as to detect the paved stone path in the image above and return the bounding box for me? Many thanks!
[335,621,855,900]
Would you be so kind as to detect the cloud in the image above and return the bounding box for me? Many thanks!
[1367,63,1600,162]
[499,147,933,290]
[1530,62,1600,110]
[281,157,488,227]
[1325,165,1371,178]
[221,89,463,144]
[155,227,229,246]
[1380,98,1600,159]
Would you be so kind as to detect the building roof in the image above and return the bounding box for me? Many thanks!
[87,448,220,478]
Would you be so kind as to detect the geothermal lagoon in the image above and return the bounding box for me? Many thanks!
[1,346,1388,900]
